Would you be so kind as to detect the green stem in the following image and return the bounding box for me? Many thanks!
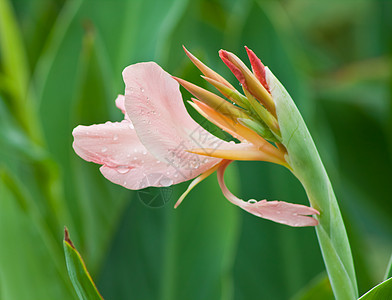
[267,67,358,300]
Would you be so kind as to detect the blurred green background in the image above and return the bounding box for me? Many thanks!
[0,0,391,299]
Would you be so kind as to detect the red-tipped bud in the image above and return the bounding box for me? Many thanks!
[245,46,270,93]
[219,50,247,88]
[219,49,276,115]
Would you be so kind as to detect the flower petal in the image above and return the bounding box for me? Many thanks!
[115,94,131,121]
[122,62,229,180]
[72,120,193,189]
[217,160,319,227]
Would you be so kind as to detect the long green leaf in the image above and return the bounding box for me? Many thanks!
[0,0,42,143]
[291,273,333,300]
[384,254,392,281]
[63,228,103,300]
[358,277,392,299]
[266,67,358,299]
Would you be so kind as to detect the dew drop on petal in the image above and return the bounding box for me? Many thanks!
[101,147,107,153]
[142,150,147,155]
[116,166,130,174]
[113,135,119,141]
[156,160,161,164]
[248,199,257,204]
[159,178,173,187]
[129,123,134,129]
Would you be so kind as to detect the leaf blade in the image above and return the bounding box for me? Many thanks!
[359,277,392,300]
[63,228,103,300]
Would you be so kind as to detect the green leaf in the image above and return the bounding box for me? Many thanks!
[97,168,240,300]
[384,254,392,281]
[358,277,392,299]
[0,170,76,300]
[267,67,358,299]
[0,0,42,143]
[63,228,103,300]
[291,273,333,300]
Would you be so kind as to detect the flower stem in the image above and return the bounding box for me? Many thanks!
[267,67,358,300]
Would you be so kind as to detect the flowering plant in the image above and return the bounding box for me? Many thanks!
[73,47,357,299]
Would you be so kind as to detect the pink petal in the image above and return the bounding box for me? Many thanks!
[115,95,131,121]
[217,160,319,227]
[238,200,319,227]
[122,62,226,181]
[115,94,126,114]
[72,120,193,189]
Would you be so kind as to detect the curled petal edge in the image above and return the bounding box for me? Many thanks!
[217,160,319,227]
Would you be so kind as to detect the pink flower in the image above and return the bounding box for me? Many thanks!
[72,48,319,227]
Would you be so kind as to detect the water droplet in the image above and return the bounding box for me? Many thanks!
[190,161,199,169]
[142,150,147,155]
[276,211,281,214]
[133,157,138,160]
[134,149,138,153]
[129,123,134,129]
[123,181,127,185]
[116,166,130,174]
[160,178,173,187]
[174,174,178,178]
[248,199,257,204]
[101,147,107,153]
[113,135,119,141]
[156,160,161,164]
[140,87,144,92]
[229,141,235,144]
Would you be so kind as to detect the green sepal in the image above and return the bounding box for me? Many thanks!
[242,86,281,139]
[238,117,279,143]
